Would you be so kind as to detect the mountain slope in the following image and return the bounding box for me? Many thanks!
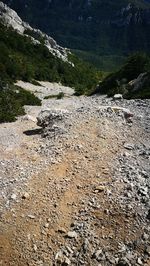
[0,2,101,122]
[3,0,150,70]
[0,2,100,93]
[0,1,69,62]
[93,53,150,99]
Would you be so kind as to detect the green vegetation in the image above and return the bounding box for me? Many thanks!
[0,21,100,95]
[126,72,150,99]
[44,95,58,99]
[72,50,126,72]
[5,0,150,70]
[31,80,42,86]
[0,21,102,122]
[0,83,41,123]
[44,92,65,100]
[57,92,64,99]
[93,53,150,98]
[24,29,46,44]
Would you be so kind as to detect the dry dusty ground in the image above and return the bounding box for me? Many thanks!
[0,89,150,266]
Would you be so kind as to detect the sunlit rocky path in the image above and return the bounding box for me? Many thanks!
[0,91,150,266]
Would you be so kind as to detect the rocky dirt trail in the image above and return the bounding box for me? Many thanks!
[0,88,150,266]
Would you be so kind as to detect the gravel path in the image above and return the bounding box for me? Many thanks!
[0,92,150,266]
[16,81,74,99]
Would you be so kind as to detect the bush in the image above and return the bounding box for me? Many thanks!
[31,80,42,86]
[94,53,150,98]
[0,83,41,123]
[14,86,41,106]
[57,92,64,99]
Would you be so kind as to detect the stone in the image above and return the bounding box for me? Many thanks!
[67,231,78,239]
[141,170,149,178]
[116,259,130,266]
[95,186,105,192]
[65,246,73,254]
[146,246,150,255]
[44,223,49,228]
[92,249,103,260]
[83,239,89,252]
[37,109,69,138]
[33,244,37,252]
[58,227,66,234]
[137,258,143,265]
[23,115,37,122]
[10,193,17,200]
[142,233,149,240]
[27,214,36,219]
[113,94,123,100]
[55,251,64,263]
[22,192,30,199]
[37,109,69,128]
[55,251,71,265]
[63,257,71,265]
[104,209,109,214]
[123,143,134,150]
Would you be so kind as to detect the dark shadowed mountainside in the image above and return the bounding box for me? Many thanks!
[3,0,150,70]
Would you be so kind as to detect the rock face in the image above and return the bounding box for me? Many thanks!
[128,72,150,93]
[111,3,150,26]
[0,1,26,32]
[0,1,69,61]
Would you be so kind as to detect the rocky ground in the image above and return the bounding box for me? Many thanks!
[16,81,74,99]
[0,84,150,266]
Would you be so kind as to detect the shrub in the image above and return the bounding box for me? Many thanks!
[31,80,42,86]
[14,86,41,106]
[57,92,64,99]
[0,83,41,123]
[94,53,150,98]
[44,94,57,99]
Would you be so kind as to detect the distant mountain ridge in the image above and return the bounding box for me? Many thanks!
[2,0,150,70]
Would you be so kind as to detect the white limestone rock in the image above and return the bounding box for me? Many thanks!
[0,1,70,62]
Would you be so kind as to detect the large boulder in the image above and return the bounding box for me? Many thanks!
[127,72,150,98]
[37,109,70,138]
[113,94,123,100]
[128,72,150,92]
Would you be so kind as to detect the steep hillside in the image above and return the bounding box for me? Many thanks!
[0,2,101,122]
[0,2,100,92]
[3,0,150,70]
[93,53,150,99]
